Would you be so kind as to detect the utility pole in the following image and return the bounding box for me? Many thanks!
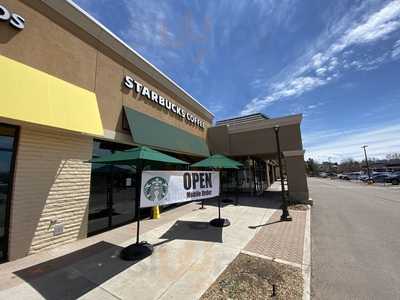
[274,125,292,222]
[362,145,371,180]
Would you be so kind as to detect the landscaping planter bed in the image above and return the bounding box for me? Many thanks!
[200,253,303,300]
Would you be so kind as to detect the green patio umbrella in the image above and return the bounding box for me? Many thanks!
[91,146,189,165]
[191,154,243,227]
[191,154,243,169]
[90,146,189,260]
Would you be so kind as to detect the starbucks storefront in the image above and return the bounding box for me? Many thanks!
[0,0,309,263]
[0,0,212,261]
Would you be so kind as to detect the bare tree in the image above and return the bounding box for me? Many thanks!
[386,153,400,161]
[305,158,319,176]
[338,158,361,173]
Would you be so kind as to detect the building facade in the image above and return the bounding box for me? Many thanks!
[0,0,308,263]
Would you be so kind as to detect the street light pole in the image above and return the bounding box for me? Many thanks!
[274,125,292,222]
[362,145,371,180]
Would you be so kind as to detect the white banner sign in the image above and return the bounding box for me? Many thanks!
[140,171,220,208]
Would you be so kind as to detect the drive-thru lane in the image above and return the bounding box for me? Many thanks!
[310,178,400,299]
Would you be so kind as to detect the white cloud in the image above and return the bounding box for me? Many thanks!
[315,67,327,76]
[243,0,400,115]
[305,121,400,162]
[392,39,400,58]
[311,53,328,68]
[336,1,400,48]
[242,76,326,115]
[307,101,325,110]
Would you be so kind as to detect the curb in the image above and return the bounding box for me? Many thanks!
[302,205,311,300]
[240,250,302,269]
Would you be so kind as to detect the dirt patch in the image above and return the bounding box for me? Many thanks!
[200,253,303,300]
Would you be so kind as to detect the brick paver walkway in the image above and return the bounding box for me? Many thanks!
[244,208,307,265]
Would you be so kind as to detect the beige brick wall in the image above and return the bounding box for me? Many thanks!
[8,126,93,260]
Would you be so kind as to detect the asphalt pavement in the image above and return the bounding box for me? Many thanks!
[310,177,400,299]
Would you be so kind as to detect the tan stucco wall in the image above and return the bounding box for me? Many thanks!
[285,154,309,203]
[206,125,230,155]
[208,124,303,156]
[0,0,212,140]
[8,126,92,260]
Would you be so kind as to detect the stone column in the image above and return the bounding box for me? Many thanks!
[283,150,309,204]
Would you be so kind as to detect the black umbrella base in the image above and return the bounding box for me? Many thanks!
[120,241,153,261]
[210,218,231,227]
[280,215,293,222]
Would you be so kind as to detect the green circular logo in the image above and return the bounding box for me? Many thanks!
[144,176,168,202]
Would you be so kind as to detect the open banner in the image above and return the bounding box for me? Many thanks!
[140,171,220,208]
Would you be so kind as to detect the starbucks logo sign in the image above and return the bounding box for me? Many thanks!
[144,176,168,202]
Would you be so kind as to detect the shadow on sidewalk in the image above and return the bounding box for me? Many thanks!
[197,191,282,210]
[14,241,139,300]
[153,220,223,247]
[248,220,282,229]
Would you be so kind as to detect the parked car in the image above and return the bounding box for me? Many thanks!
[348,172,362,180]
[359,174,370,182]
[370,173,391,183]
[386,172,400,185]
[327,172,337,178]
[319,172,328,178]
[338,173,351,180]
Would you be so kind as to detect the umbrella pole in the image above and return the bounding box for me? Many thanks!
[218,197,221,219]
[210,169,230,227]
[200,199,206,209]
[135,167,141,244]
[235,170,239,206]
[120,161,153,260]
[219,170,221,219]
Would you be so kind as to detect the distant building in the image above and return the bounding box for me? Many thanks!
[319,162,338,173]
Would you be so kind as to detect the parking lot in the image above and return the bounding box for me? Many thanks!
[319,170,400,184]
[310,177,400,299]
[327,177,400,190]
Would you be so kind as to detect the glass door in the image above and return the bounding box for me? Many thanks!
[88,163,112,234]
[88,140,137,236]
[0,124,18,262]
[110,164,136,228]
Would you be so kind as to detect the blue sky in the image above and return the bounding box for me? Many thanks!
[75,0,400,162]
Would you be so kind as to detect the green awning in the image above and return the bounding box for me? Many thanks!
[124,106,210,157]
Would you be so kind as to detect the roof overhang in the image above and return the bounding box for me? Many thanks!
[224,114,302,134]
[207,114,304,157]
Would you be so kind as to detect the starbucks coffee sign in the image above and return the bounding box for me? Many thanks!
[140,171,220,208]
[123,75,206,129]
[0,4,25,30]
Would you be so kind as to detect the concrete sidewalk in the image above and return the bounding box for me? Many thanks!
[0,196,281,300]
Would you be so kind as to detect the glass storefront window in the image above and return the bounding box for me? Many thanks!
[0,124,18,262]
[88,140,137,235]
[88,140,194,236]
